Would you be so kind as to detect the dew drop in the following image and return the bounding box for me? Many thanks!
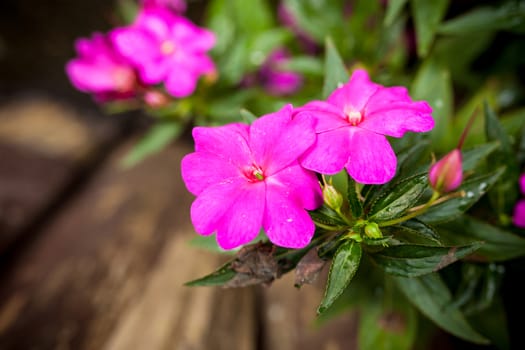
[466,191,475,198]
[479,182,488,191]
[286,218,293,223]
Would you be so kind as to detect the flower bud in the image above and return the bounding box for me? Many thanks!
[429,149,463,193]
[322,183,343,211]
[144,90,169,108]
[364,222,382,239]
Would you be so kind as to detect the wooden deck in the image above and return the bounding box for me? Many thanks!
[0,96,358,350]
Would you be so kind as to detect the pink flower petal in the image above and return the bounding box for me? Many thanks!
[300,127,351,175]
[263,189,315,248]
[181,152,240,195]
[190,177,245,235]
[192,124,252,167]
[173,19,216,52]
[513,200,525,228]
[267,162,322,210]
[250,105,316,175]
[520,174,525,195]
[294,101,348,133]
[346,129,397,184]
[66,60,119,92]
[110,28,159,68]
[361,87,434,137]
[215,182,266,249]
[327,69,380,112]
[165,65,199,97]
[136,8,173,39]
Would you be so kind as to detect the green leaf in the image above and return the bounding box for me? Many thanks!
[411,59,454,150]
[384,220,442,246]
[439,3,525,35]
[394,274,489,344]
[369,174,428,222]
[121,122,182,168]
[461,142,499,172]
[323,37,349,99]
[484,102,520,218]
[358,295,418,350]
[310,205,348,228]
[347,175,363,219]
[418,167,505,224]
[369,242,483,277]
[318,240,362,314]
[384,0,409,27]
[186,263,237,287]
[232,0,273,33]
[467,298,510,350]
[239,108,257,123]
[281,55,324,75]
[437,216,525,261]
[410,0,449,57]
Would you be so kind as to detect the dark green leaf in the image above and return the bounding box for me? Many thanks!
[484,102,520,217]
[418,167,505,224]
[384,0,409,27]
[461,142,499,172]
[318,240,362,314]
[347,175,363,219]
[439,4,525,35]
[467,298,510,350]
[384,219,442,246]
[323,37,349,99]
[437,216,525,261]
[186,263,236,287]
[370,242,482,277]
[369,174,428,222]
[310,205,348,228]
[121,122,182,168]
[394,274,489,344]
[411,59,454,150]
[411,0,449,57]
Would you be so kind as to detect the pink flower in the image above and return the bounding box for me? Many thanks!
[260,49,302,96]
[66,33,137,99]
[141,0,186,13]
[181,105,323,249]
[513,199,525,228]
[429,149,463,193]
[110,8,215,98]
[294,69,434,184]
[520,173,525,195]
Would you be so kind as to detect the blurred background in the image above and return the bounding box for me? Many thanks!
[1,0,524,349]
[0,1,364,349]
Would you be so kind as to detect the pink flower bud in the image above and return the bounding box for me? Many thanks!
[429,149,463,193]
[144,90,169,108]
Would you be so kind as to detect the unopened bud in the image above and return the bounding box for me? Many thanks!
[364,222,382,239]
[429,149,463,193]
[322,183,343,211]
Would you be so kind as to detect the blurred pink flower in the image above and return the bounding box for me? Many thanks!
[520,173,525,195]
[513,199,525,228]
[294,69,434,184]
[66,33,137,99]
[260,49,302,96]
[181,105,322,249]
[141,0,186,13]
[111,8,215,98]
[429,149,463,193]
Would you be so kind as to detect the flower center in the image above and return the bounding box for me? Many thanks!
[243,164,265,182]
[344,107,363,126]
[160,40,176,55]
[113,68,135,92]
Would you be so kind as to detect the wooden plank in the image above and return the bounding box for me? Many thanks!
[261,270,359,350]
[0,139,257,350]
[0,96,120,253]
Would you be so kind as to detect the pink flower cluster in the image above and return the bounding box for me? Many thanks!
[182,69,434,249]
[513,174,525,228]
[66,0,215,102]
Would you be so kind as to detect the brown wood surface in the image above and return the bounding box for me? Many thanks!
[0,97,120,254]
[0,102,357,349]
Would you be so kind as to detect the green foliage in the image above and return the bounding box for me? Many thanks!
[318,240,362,314]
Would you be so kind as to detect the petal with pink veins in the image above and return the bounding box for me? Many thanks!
[346,128,397,184]
[215,182,266,249]
[327,69,379,112]
[181,152,240,195]
[300,127,351,175]
[268,163,322,210]
[263,189,315,248]
[192,124,251,167]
